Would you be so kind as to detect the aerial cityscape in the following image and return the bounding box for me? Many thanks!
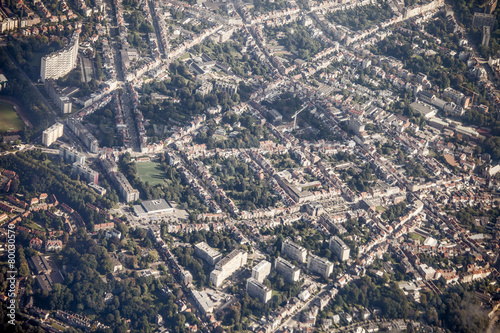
[1,0,500,332]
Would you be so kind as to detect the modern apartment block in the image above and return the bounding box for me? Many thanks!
[329,236,350,261]
[307,254,334,278]
[275,257,300,283]
[251,260,271,283]
[111,172,139,202]
[282,239,308,263]
[191,290,214,316]
[246,278,272,303]
[66,118,99,153]
[72,162,99,184]
[210,249,247,288]
[42,122,64,147]
[40,32,80,82]
[101,158,118,174]
[194,242,222,266]
[60,146,86,164]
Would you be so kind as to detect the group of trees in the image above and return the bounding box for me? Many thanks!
[326,1,394,32]
[126,10,154,34]
[0,48,53,136]
[195,113,272,150]
[381,202,408,222]
[202,156,279,210]
[84,105,122,148]
[273,23,328,61]
[262,92,303,122]
[140,64,240,126]
[331,275,410,319]
[252,0,289,13]
[371,33,471,92]
[31,229,192,332]
[207,35,272,79]
[404,158,431,180]
[340,163,376,193]
[0,151,118,228]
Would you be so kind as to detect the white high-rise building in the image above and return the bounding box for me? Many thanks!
[282,239,308,263]
[330,236,350,261]
[194,242,222,266]
[210,249,247,288]
[251,260,271,283]
[42,123,64,147]
[307,254,334,278]
[275,257,300,283]
[40,32,80,82]
[246,278,272,303]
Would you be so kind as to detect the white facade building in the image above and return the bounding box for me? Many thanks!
[42,122,64,147]
[251,260,271,283]
[40,32,80,82]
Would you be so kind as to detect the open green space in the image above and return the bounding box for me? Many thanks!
[136,161,165,186]
[0,101,24,132]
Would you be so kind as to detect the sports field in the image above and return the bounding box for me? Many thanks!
[0,101,24,132]
[136,161,165,186]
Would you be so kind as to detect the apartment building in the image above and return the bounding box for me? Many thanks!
[246,278,272,303]
[282,239,308,263]
[251,260,271,283]
[111,172,139,202]
[330,236,350,261]
[72,162,99,184]
[194,242,222,266]
[42,122,64,147]
[307,254,334,278]
[275,257,300,283]
[40,32,80,82]
[210,249,247,288]
[60,146,86,164]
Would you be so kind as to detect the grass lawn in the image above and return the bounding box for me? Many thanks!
[22,220,45,232]
[408,232,425,242]
[136,161,165,186]
[0,101,24,132]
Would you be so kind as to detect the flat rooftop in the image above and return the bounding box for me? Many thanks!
[141,198,173,214]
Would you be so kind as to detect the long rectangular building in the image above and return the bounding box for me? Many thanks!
[42,123,64,147]
[191,290,214,316]
[307,254,334,278]
[210,249,247,288]
[111,172,139,202]
[194,242,222,266]
[282,239,307,263]
[72,162,99,184]
[275,257,300,283]
[330,236,350,261]
[246,278,272,303]
[60,146,86,164]
[40,32,79,82]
